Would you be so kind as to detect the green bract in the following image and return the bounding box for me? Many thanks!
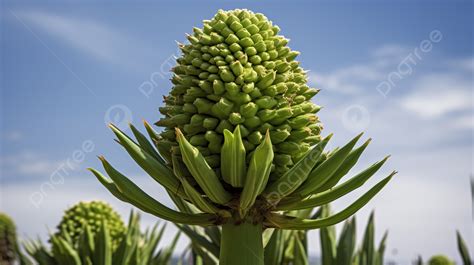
[91,9,395,265]
[55,201,125,249]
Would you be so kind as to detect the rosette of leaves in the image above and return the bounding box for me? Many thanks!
[90,9,395,265]
[55,201,125,249]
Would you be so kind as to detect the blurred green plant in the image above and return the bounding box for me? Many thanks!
[0,213,33,265]
[427,255,454,265]
[54,201,126,249]
[414,255,423,265]
[0,213,18,265]
[23,202,180,265]
[319,206,387,265]
[412,230,472,265]
[456,231,472,265]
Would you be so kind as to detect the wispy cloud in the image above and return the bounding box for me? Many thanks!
[448,57,474,72]
[371,44,410,59]
[310,64,385,95]
[20,11,125,62]
[0,152,78,177]
[400,73,472,119]
[14,10,157,72]
[309,44,411,95]
[452,114,474,129]
[309,41,472,137]
[308,43,473,258]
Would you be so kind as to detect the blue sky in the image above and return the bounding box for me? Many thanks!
[1,0,473,263]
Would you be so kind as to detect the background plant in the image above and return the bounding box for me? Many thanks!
[427,255,454,265]
[318,206,387,265]
[23,201,180,265]
[456,231,471,265]
[54,201,126,250]
[412,231,472,265]
[90,9,395,265]
[0,213,19,265]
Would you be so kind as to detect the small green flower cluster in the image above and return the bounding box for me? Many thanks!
[55,201,125,248]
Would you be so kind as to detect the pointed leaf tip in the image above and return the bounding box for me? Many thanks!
[109,123,121,130]
[175,128,184,138]
[223,129,233,138]
[325,133,334,140]
[234,124,241,134]
[265,129,271,141]
[143,120,152,128]
[361,138,372,146]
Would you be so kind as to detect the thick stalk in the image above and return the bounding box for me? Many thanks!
[220,221,264,265]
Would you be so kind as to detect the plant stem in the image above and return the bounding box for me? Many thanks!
[219,221,264,265]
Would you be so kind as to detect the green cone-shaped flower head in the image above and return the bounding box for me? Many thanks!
[55,201,125,247]
[156,9,322,180]
[0,213,17,264]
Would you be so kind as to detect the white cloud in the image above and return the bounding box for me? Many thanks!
[14,10,157,71]
[309,64,385,95]
[0,152,78,177]
[309,44,411,95]
[448,57,474,72]
[452,114,474,129]
[309,42,472,136]
[21,11,122,62]
[371,44,409,59]
[400,73,472,119]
